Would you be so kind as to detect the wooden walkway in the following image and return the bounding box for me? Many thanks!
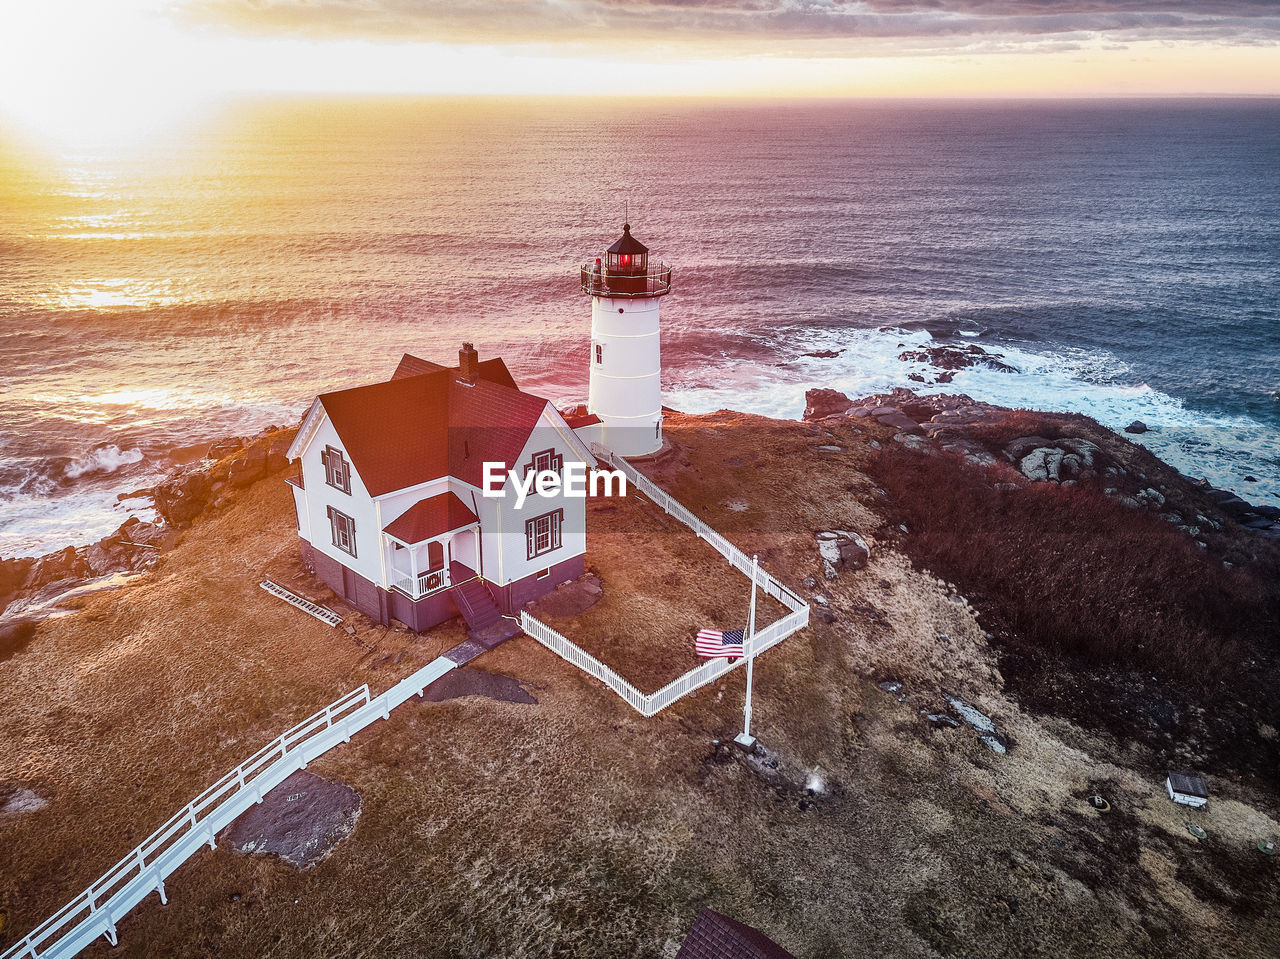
[4,629,520,959]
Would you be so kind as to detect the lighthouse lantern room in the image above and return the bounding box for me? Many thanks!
[580,222,672,457]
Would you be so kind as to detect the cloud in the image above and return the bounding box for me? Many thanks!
[175,0,1280,50]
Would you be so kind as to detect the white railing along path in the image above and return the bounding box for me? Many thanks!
[4,655,458,959]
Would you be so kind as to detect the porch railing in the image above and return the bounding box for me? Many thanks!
[390,568,448,600]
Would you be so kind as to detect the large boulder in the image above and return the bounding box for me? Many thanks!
[1125,420,1149,434]
[22,546,88,591]
[816,530,870,579]
[803,389,854,421]
[1019,447,1065,483]
[0,557,36,613]
[1057,437,1099,467]
[154,470,213,525]
[898,344,1018,374]
[874,409,924,434]
[228,445,268,488]
[267,439,291,474]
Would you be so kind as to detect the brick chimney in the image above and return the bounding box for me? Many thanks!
[458,342,478,382]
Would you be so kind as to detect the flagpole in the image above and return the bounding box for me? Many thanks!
[735,554,759,749]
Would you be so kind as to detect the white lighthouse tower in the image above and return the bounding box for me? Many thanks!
[580,222,672,457]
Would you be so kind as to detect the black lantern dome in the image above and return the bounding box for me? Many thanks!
[581,222,671,299]
[606,224,648,275]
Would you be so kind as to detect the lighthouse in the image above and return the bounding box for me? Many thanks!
[580,222,672,457]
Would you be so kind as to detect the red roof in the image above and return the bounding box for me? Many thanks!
[564,412,602,430]
[391,353,518,390]
[390,355,444,380]
[676,909,796,959]
[383,492,477,544]
[318,356,549,496]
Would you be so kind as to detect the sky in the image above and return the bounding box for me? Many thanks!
[0,1,1278,147]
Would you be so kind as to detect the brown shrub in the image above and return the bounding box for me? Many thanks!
[868,445,1278,688]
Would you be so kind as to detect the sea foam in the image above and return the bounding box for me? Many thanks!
[64,445,145,479]
[665,326,1280,509]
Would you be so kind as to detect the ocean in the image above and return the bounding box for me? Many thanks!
[1,97,1278,557]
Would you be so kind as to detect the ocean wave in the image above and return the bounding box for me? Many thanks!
[0,484,157,558]
[63,445,145,479]
[666,325,1280,509]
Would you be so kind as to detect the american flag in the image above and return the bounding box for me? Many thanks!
[696,628,745,659]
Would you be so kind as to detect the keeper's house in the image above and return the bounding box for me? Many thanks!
[286,344,600,632]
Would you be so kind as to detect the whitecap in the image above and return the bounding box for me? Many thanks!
[63,445,144,479]
[665,325,1280,508]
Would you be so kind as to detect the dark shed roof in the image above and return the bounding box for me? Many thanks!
[606,223,648,256]
[675,908,796,959]
[1168,772,1209,798]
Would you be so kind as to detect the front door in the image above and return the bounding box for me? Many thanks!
[451,527,479,577]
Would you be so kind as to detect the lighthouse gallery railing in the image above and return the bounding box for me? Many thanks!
[580,263,672,298]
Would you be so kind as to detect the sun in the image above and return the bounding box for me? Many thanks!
[0,1,217,153]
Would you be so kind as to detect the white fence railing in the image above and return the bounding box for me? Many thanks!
[4,656,458,959]
[525,448,810,718]
[594,446,807,612]
[519,613,649,714]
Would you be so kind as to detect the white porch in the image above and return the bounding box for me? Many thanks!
[385,524,480,600]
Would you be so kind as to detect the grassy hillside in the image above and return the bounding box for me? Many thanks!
[1,410,1277,958]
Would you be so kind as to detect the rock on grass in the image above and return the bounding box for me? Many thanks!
[224,770,361,870]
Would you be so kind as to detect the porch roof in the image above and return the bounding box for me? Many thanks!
[383,492,478,545]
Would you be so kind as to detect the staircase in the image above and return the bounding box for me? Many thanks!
[451,577,502,633]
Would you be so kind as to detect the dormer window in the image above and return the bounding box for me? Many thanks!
[322,445,351,494]
[525,448,564,480]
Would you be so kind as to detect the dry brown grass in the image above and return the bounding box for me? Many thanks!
[535,489,788,693]
[2,412,1278,959]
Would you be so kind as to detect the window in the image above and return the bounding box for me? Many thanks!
[321,446,351,494]
[427,540,444,572]
[327,506,357,557]
[536,568,551,580]
[524,448,563,480]
[594,343,604,365]
[525,509,563,560]
[655,420,661,440]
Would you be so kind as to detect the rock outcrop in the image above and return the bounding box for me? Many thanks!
[898,344,1018,376]
[3,428,297,619]
[804,389,855,421]
[802,386,1280,542]
[816,530,870,579]
[154,471,213,525]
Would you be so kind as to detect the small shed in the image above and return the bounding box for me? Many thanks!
[1166,772,1209,808]
[676,908,796,959]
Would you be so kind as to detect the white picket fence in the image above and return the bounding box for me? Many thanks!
[594,447,808,611]
[6,451,809,957]
[522,448,810,717]
[4,656,458,959]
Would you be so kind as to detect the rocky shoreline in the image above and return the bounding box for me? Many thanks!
[6,387,1278,639]
[0,428,296,635]
[803,386,1280,545]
